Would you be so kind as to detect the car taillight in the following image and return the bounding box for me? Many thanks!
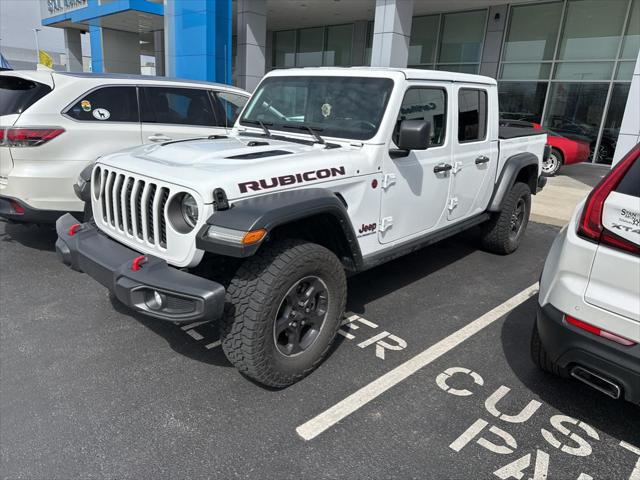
[577,144,640,255]
[0,129,5,144]
[565,315,636,346]
[532,122,542,129]
[5,127,64,147]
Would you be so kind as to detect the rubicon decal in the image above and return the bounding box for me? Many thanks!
[238,166,346,194]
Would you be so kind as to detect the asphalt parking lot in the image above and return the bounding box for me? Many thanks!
[2,213,639,480]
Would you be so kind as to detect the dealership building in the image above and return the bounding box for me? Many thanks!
[40,0,640,164]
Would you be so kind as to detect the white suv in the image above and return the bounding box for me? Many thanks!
[0,70,248,223]
[532,143,640,404]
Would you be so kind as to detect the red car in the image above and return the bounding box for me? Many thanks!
[499,119,591,176]
[532,122,591,176]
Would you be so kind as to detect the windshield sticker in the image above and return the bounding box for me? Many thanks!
[92,108,111,120]
[80,100,92,112]
[321,103,332,118]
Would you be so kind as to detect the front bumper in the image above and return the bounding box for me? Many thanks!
[55,213,225,323]
[536,303,640,404]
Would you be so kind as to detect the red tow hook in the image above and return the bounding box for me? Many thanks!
[131,255,148,272]
[68,223,82,236]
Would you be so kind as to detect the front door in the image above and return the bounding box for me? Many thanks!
[139,86,228,143]
[447,86,497,221]
[379,85,452,244]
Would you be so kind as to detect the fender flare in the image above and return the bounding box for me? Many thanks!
[196,188,363,268]
[487,152,539,212]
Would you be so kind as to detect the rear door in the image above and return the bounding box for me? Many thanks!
[447,86,497,221]
[585,153,640,323]
[140,86,227,143]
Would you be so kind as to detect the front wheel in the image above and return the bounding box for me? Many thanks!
[220,239,347,387]
[541,148,563,177]
[480,182,531,255]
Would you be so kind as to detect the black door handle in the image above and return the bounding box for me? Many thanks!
[433,163,453,173]
[475,155,490,165]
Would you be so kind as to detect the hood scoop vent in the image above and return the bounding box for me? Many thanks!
[226,150,292,160]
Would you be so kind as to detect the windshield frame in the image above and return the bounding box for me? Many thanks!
[238,75,396,142]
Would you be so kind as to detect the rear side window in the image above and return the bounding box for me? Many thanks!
[0,76,52,116]
[141,87,216,126]
[66,86,139,122]
[458,88,487,143]
[615,155,640,198]
[213,91,248,127]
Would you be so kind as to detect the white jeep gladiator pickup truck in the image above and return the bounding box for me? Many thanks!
[56,68,548,387]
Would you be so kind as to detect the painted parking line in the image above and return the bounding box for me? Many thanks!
[296,283,539,441]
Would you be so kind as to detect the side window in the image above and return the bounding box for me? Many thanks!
[458,88,487,143]
[141,87,216,126]
[615,155,640,198]
[66,86,138,122]
[395,87,447,146]
[213,92,248,126]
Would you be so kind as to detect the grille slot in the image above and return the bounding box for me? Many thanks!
[158,188,169,248]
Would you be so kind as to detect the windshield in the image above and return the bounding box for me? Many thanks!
[239,76,394,141]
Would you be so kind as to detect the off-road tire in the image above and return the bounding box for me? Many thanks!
[530,320,561,375]
[481,182,531,255]
[220,239,347,387]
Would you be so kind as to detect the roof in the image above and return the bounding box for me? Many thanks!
[265,66,497,86]
[0,70,248,94]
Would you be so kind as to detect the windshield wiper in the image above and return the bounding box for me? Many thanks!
[282,124,325,145]
[243,119,273,137]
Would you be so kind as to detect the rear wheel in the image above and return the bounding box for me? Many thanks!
[530,320,560,375]
[481,182,531,255]
[541,148,563,177]
[220,239,347,387]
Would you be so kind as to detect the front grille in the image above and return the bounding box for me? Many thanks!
[97,168,170,250]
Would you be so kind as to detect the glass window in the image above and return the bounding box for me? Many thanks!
[543,82,610,160]
[214,92,248,127]
[141,87,215,126]
[396,88,447,146]
[324,24,353,66]
[498,82,548,124]
[273,30,296,68]
[297,27,324,67]
[621,0,640,59]
[500,63,552,80]
[554,61,615,80]
[436,64,479,74]
[616,61,636,81]
[458,88,487,142]
[438,10,487,64]
[558,0,628,60]
[503,2,563,62]
[66,86,138,122]
[599,83,631,164]
[0,76,52,116]
[409,15,439,65]
[364,21,374,65]
[615,149,640,196]
[240,76,394,141]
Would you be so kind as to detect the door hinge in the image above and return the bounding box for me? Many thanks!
[452,161,463,175]
[380,216,394,232]
[447,197,458,212]
[382,173,396,189]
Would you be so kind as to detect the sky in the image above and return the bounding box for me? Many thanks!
[0,0,90,55]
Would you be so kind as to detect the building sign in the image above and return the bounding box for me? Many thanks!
[43,0,88,18]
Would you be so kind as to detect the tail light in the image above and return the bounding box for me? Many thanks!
[0,129,5,144]
[532,122,542,129]
[565,315,636,346]
[3,127,64,147]
[577,144,640,255]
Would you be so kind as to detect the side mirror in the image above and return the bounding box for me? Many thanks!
[397,119,431,151]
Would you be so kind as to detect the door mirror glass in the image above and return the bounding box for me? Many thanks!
[397,119,432,151]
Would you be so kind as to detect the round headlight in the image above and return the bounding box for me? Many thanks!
[180,193,198,228]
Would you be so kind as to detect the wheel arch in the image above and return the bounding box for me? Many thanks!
[487,152,539,212]
[196,188,363,272]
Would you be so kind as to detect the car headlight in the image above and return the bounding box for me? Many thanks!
[181,193,199,228]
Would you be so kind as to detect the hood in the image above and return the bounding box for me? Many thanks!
[96,134,366,203]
